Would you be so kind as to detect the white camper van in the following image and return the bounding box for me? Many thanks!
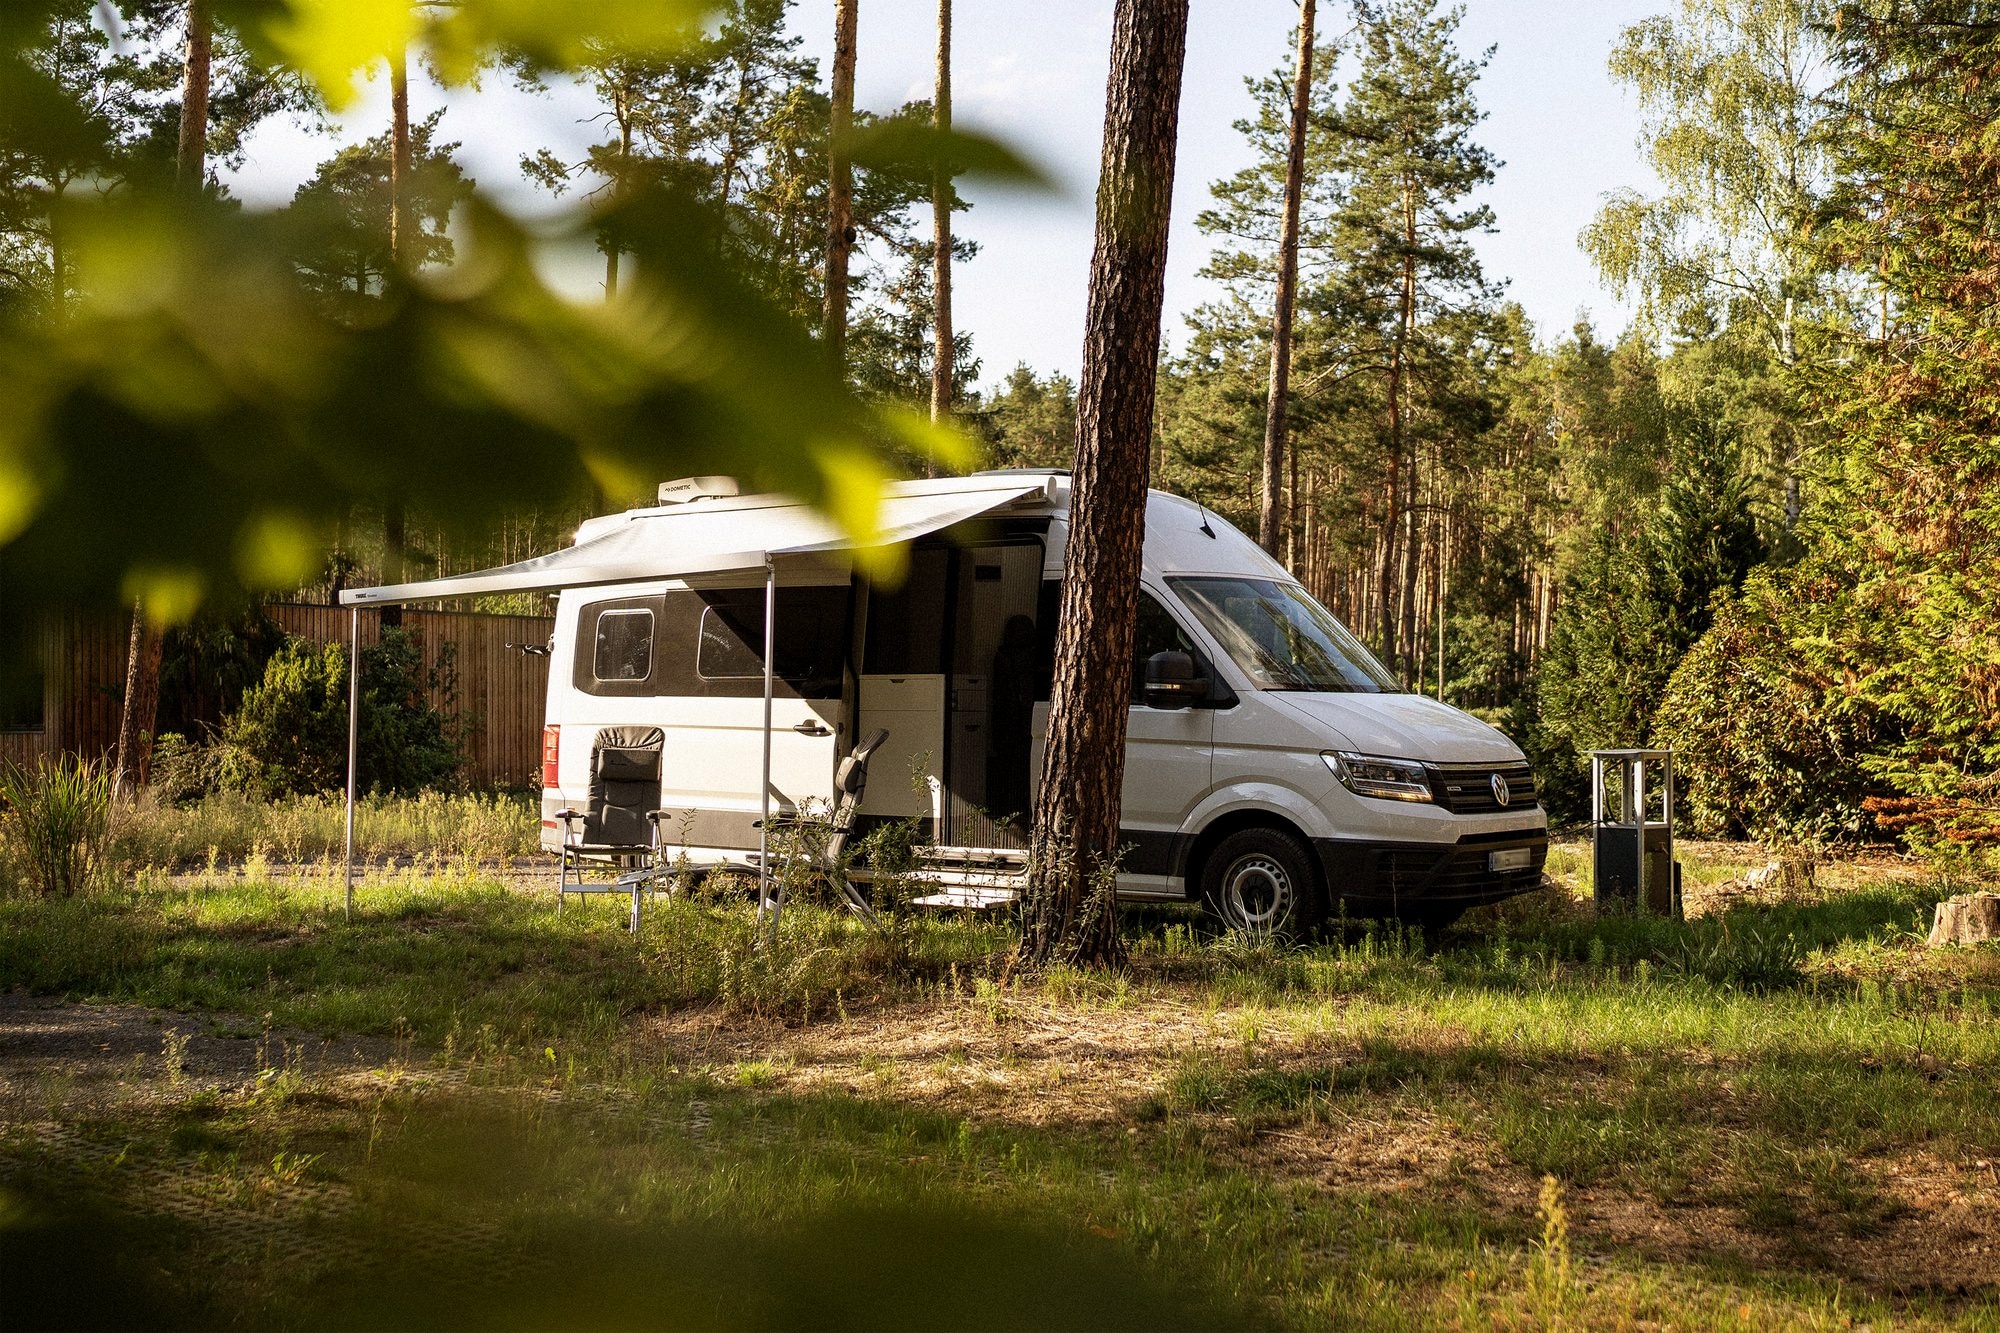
[513,470,1546,931]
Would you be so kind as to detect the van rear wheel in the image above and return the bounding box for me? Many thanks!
[1201,828,1323,939]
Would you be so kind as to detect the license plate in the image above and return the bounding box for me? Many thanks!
[1488,848,1533,872]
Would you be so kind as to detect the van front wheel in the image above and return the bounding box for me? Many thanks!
[1201,828,1323,938]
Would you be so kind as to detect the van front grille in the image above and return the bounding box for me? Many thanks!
[1377,842,1547,902]
[1428,763,1538,815]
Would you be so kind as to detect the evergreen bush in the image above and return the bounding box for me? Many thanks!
[1652,570,1879,841]
[220,628,466,799]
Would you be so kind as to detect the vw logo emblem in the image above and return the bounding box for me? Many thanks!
[1490,773,1512,807]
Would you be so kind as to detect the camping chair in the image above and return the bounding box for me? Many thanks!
[553,725,665,931]
[751,728,890,922]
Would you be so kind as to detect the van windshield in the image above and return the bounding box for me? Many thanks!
[1172,577,1400,693]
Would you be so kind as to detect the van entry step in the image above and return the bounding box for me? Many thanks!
[907,886,1019,911]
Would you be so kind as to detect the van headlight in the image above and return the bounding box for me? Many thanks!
[1323,751,1434,804]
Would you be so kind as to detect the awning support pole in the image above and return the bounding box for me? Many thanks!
[756,557,775,925]
[343,607,360,918]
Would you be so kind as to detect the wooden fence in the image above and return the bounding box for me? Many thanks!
[0,604,554,790]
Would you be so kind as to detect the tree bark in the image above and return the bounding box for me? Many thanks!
[929,0,954,451]
[112,605,164,798]
[1020,0,1190,972]
[383,48,413,629]
[1258,0,1314,558]
[1382,184,1419,675]
[113,1,214,795]
[381,502,405,629]
[48,207,63,322]
[389,49,413,268]
[605,94,632,299]
[175,0,212,191]
[823,0,860,369]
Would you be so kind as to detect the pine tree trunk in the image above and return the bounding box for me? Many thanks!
[1388,187,1420,675]
[824,0,860,369]
[929,0,954,450]
[114,2,213,795]
[112,606,164,798]
[382,47,413,629]
[381,502,405,629]
[1020,0,1189,972]
[1377,411,1400,664]
[175,0,211,191]
[605,105,632,299]
[390,50,412,268]
[48,187,65,321]
[1258,0,1313,558]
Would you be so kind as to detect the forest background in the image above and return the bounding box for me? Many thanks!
[2,0,1996,860]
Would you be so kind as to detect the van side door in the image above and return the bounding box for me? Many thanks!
[1027,584,1215,897]
[1119,588,1216,895]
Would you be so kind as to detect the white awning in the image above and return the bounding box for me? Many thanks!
[338,474,1057,606]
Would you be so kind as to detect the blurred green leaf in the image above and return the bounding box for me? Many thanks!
[0,184,961,629]
[845,120,1057,191]
[220,0,716,107]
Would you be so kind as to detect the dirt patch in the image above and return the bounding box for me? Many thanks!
[641,993,1237,1125]
[634,994,2000,1311]
[0,988,409,1121]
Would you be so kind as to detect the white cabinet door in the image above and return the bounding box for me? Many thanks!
[856,674,946,821]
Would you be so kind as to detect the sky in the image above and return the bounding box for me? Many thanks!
[224,0,1668,392]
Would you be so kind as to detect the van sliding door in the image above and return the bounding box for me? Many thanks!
[650,579,848,853]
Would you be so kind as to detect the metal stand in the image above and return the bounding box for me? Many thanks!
[757,556,777,930]
[1589,748,1679,917]
[343,607,360,918]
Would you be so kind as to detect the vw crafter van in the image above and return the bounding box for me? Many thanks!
[533,470,1547,932]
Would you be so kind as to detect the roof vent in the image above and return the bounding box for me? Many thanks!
[657,476,740,505]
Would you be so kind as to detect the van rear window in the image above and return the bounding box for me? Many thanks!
[593,609,654,682]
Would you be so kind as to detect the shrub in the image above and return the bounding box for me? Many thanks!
[220,638,348,796]
[1653,570,1879,841]
[0,757,115,897]
[221,628,466,798]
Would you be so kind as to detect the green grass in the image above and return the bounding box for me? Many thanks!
[108,789,541,869]
[3,868,1998,1328]
[0,869,1012,1042]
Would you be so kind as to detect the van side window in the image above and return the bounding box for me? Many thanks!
[1132,592,1196,703]
[593,609,654,682]
[690,586,847,699]
[1031,582,1196,704]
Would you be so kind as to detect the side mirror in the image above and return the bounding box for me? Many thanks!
[1144,651,1209,709]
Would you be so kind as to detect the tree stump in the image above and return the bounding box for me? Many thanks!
[1927,893,2000,947]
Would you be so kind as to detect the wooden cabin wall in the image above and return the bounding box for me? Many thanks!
[0,606,553,790]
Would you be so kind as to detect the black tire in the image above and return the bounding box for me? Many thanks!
[1200,827,1324,938]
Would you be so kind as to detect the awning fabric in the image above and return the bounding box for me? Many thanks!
[338,475,1055,606]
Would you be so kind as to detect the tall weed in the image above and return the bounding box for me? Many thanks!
[114,790,537,867]
[0,757,115,897]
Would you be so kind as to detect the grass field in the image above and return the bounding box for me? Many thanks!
[2,845,1997,1329]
